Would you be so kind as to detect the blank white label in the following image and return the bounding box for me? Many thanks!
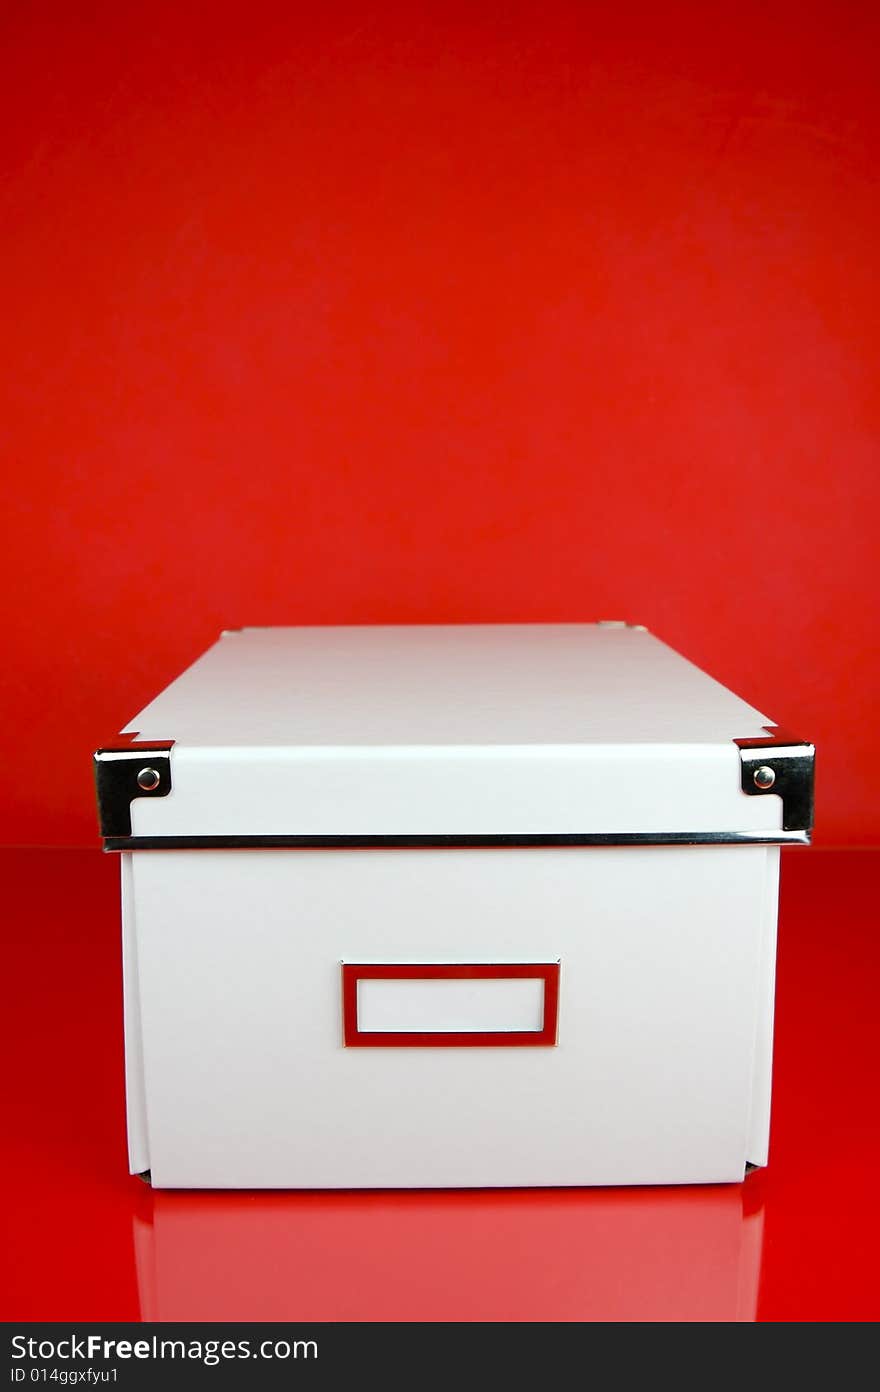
[357,976,546,1034]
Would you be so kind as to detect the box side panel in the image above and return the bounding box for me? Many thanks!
[121,852,150,1175]
[745,847,781,1168]
[132,846,771,1189]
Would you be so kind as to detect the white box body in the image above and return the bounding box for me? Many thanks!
[97,624,813,1189]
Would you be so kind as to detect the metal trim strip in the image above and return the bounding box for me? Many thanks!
[103,829,810,850]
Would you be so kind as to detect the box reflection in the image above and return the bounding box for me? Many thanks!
[135,1184,763,1322]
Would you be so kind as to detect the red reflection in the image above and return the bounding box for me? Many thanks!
[135,1184,762,1323]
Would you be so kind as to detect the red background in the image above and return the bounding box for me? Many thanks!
[2,0,878,848]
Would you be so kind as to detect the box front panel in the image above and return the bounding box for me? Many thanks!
[128,846,776,1188]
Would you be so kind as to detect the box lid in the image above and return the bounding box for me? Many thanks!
[95,624,814,847]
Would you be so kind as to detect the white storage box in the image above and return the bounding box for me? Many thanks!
[94,623,814,1189]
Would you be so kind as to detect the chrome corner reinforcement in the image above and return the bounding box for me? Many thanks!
[735,728,815,835]
[94,739,174,839]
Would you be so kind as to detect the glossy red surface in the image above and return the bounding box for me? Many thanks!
[2,846,878,1322]
[1,1,879,850]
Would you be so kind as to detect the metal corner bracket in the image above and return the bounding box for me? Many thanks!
[94,737,174,839]
[735,727,815,835]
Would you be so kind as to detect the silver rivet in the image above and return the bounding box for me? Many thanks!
[137,767,161,792]
[753,765,776,790]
